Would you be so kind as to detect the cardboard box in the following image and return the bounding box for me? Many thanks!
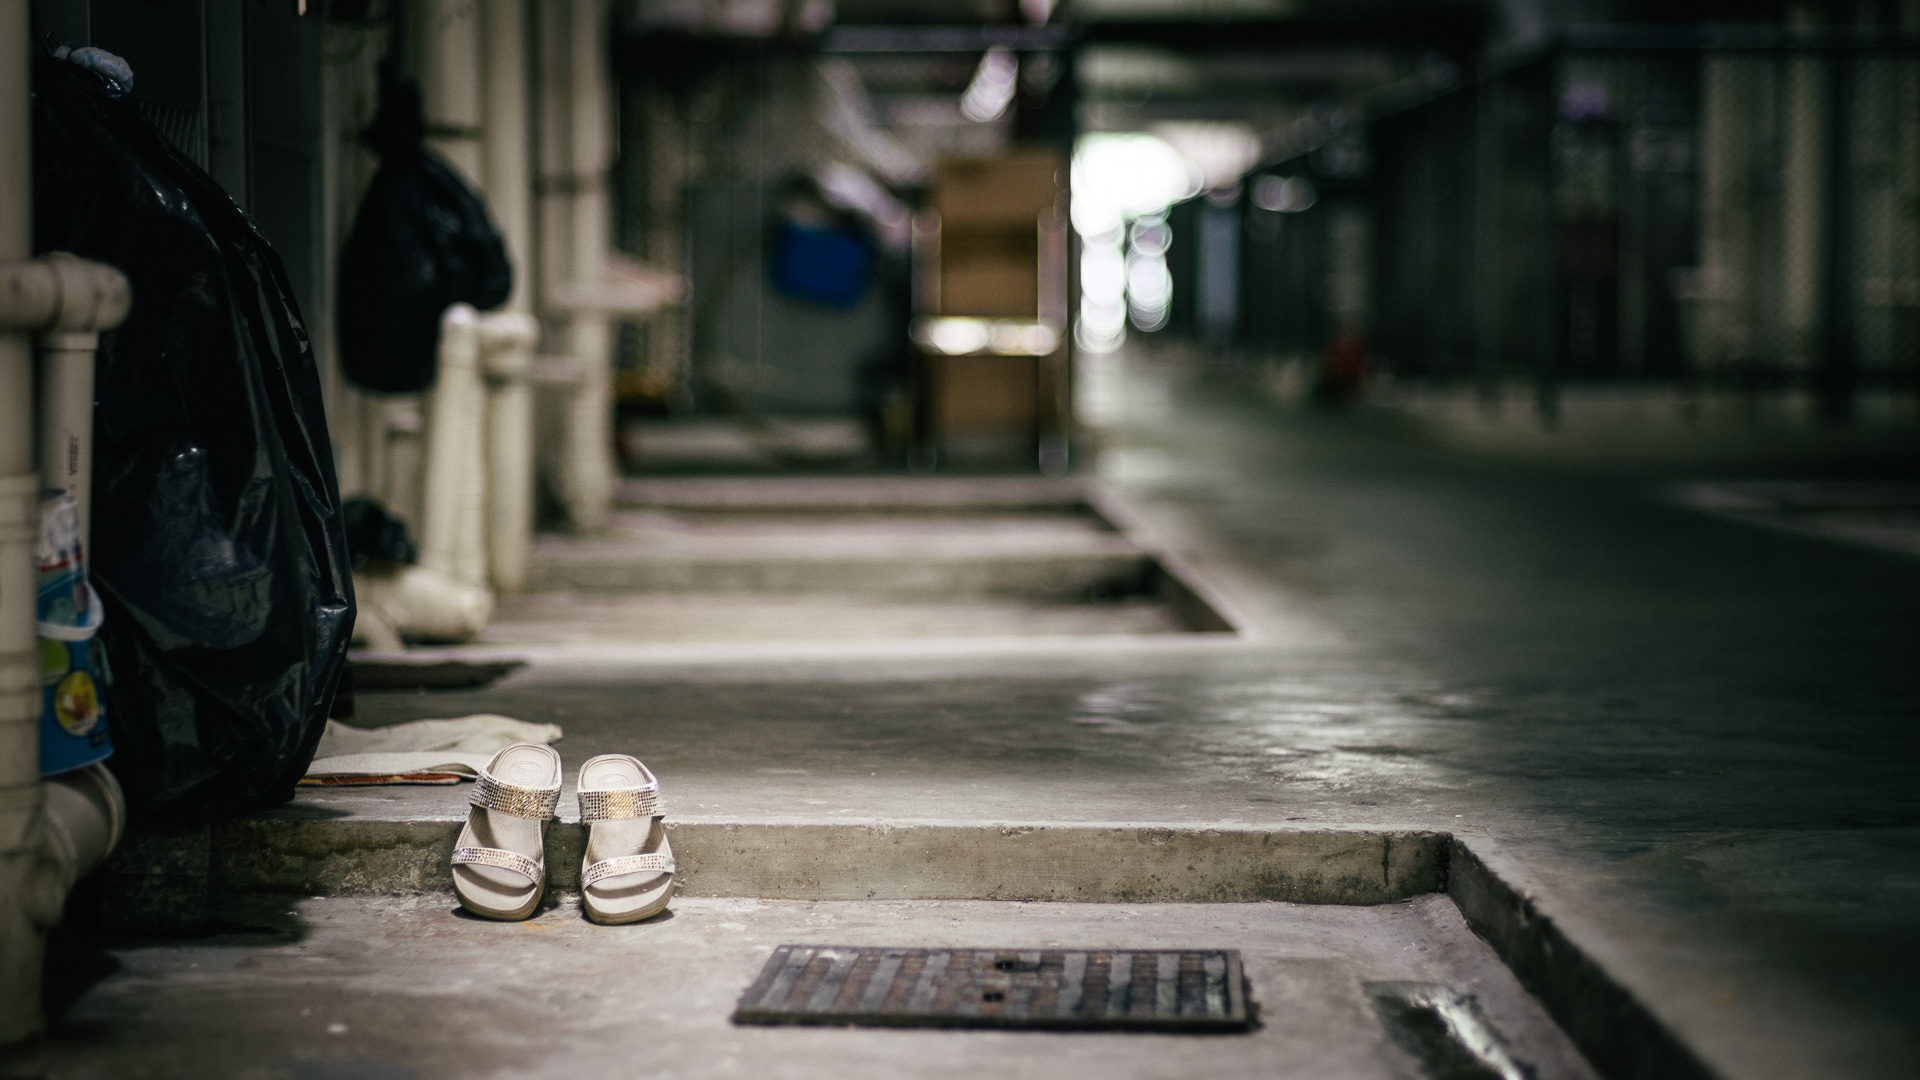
[934,152,1060,227]
[932,354,1039,434]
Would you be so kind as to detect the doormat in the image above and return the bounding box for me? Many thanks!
[733,946,1251,1032]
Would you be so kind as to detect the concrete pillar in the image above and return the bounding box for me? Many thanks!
[1470,79,1506,388]
[641,87,691,405]
[538,0,616,533]
[1696,54,1767,371]
[1782,8,1827,371]
[566,0,615,532]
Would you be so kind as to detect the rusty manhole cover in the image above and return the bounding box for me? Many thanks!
[733,946,1251,1031]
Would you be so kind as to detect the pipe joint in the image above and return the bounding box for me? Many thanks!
[0,254,131,336]
[478,312,538,384]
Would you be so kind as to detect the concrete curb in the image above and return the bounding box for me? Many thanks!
[1446,837,1723,1080]
[92,821,1447,928]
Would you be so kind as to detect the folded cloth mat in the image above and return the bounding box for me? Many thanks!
[301,714,564,785]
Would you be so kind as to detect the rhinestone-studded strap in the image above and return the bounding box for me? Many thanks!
[470,772,561,820]
[452,845,544,884]
[581,852,676,888]
[577,786,662,822]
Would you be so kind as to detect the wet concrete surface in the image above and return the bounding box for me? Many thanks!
[57,354,1920,1078]
[15,895,1597,1080]
[313,355,1920,1079]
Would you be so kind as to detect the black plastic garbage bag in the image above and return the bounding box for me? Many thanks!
[340,496,417,569]
[337,77,511,393]
[32,56,354,822]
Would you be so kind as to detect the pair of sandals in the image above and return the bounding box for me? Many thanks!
[451,744,675,924]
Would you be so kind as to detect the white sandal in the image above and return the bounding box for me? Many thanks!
[451,743,561,920]
[576,754,676,924]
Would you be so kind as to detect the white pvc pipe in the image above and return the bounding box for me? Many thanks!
[483,0,532,315]
[0,0,51,1036]
[0,254,128,1045]
[567,0,614,534]
[419,303,488,589]
[0,2,133,1038]
[483,0,535,592]
[31,253,129,542]
[417,0,484,188]
[353,563,492,646]
[481,314,537,593]
[365,305,509,647]
[40,765,123,894]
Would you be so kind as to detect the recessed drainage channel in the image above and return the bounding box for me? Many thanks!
[1370,982,1534,1080]
[438,477,1237,649]
[733,946,1251,1032]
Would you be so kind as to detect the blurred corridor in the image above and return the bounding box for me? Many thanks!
[3,2,1918,1079]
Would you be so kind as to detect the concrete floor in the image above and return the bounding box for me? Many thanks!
[16,896,1596,1080]
[42,351,1920,1079]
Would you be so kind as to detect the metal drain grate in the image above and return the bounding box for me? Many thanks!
[733,946,1250,1031]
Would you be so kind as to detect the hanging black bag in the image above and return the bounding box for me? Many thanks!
[336,76,512,393]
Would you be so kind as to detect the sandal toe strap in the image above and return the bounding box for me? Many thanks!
[581,852,676,888]
[452,845,544,884]
[470,772,561,819]
[578,786,662,821]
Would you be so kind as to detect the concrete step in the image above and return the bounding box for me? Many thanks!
[95,816,1447,928]
[526,544,1155,599]
[509,478,1239,635]
[77,811,1709,1080]
[528,495,1149,598]
[479,593,1191,645]
[616,476,1093,512]
[535,478,1146,600]
[34,893,1603,1080]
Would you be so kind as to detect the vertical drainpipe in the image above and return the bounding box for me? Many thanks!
[0,0,48,1042]
[482,0,535,592]
[416,0,537,593]
[564,0,614,533]
[417,0,490,590]
[0,2,131,1038]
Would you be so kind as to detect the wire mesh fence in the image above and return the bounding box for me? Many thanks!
[1367,29,1920,421]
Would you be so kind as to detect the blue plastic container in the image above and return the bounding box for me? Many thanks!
[771,223,871,308]
[37,493,112,776]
